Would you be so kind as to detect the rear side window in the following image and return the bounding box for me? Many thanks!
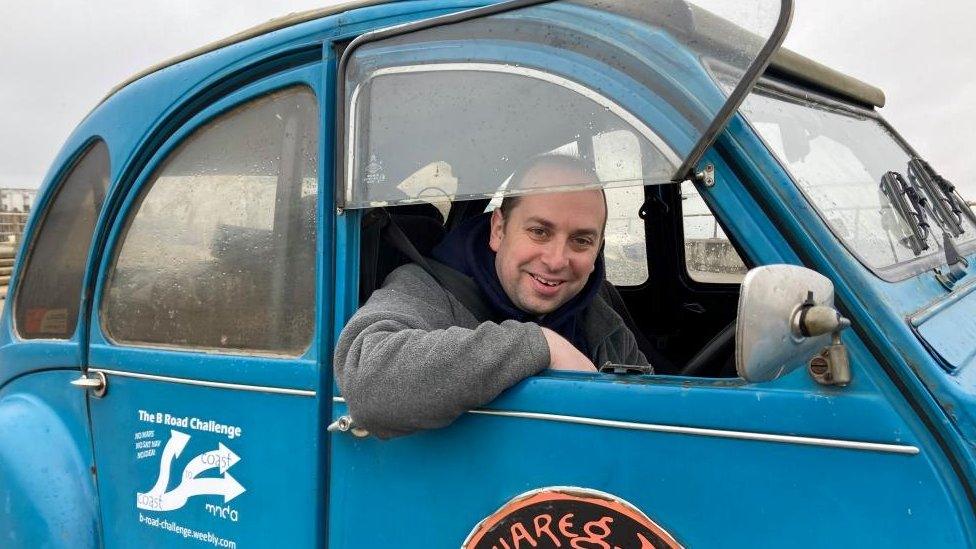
[101,86,318,356]
[15,140,109,339]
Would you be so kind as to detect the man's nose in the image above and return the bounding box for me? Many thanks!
[540,239,570,272]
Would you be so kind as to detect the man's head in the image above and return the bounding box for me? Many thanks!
[489,155,607,315]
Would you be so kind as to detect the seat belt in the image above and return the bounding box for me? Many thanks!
[380,210,498,323]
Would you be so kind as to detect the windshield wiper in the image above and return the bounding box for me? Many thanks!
[907,157,976,235]
[880,171,930,256]
[905,157,973,286]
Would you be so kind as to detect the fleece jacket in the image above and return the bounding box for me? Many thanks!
[334,263,649,439]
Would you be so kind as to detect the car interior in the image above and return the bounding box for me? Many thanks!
[356,155,749,379]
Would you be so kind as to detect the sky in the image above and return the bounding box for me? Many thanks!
[1,0,974,199]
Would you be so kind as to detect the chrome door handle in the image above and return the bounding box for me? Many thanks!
[71,371,107,398]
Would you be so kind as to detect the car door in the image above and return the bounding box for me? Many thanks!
[327,1,974,547]
[81,69,325,547]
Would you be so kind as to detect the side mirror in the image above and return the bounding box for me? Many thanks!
[736,265,851,384]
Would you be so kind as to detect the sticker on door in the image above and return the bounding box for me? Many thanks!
[133,409,246,513]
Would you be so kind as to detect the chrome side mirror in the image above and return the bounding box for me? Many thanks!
[736,265,851,384]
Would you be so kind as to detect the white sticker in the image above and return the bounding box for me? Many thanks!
[136,429,245,512]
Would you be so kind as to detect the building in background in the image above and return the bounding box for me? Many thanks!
[0,188,35,246]
[0,188,36,213]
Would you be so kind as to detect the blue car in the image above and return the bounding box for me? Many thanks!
[3,0,976,547]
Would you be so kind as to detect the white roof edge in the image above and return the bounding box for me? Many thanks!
[769,47,885,108]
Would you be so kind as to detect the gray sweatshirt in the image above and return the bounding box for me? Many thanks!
[333,263,648,438]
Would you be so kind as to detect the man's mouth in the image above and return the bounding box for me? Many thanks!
[529,273,564,287]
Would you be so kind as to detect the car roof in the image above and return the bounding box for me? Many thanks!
[101,0,885,108]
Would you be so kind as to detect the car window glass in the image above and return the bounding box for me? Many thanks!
[15,140,109,339]
[681,181,747,283]
[345,65,674,210]
[342,0,787,208]
[595,131,648,287]
[739,91,975,273]
[102,86,318,356]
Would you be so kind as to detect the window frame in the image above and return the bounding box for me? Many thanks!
[91,70,323,362]
[12,138,110,341]
[333,0,796,210]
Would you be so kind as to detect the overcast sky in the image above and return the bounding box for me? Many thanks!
[1,0,974,199]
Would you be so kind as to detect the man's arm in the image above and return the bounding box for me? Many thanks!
[334,265,555,438]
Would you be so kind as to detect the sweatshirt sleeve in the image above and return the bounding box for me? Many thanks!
[333,266,550,439]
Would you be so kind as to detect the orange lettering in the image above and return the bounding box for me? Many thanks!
[511,522,538,548]
[495,538,512,549]
[533,514,561,546]
[570,517,613,549]
[558,514,579,539]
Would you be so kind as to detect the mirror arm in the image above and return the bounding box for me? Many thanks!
[790,291,852,386]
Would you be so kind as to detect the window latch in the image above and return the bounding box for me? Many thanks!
[327,415,370,438]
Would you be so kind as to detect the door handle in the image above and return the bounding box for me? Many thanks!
[327,415,369,438]
[71,371,107,398]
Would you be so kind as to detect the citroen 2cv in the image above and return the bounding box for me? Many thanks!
[3,0,976,547]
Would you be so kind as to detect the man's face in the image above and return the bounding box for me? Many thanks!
[489,165,605,315]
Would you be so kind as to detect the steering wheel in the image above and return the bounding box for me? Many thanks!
[680,320,737,377]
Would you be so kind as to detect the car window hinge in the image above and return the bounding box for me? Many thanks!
[692,163,716,187]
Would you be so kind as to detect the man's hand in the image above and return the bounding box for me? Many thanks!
[540,327,597,372]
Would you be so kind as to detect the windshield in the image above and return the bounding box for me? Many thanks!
[739,88,976,278]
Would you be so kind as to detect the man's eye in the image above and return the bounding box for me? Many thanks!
[573,237,594,248]
[528,227,548,238]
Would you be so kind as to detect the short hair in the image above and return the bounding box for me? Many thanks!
[498,154,607,231]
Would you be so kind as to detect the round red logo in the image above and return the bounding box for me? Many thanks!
[462,487,682,549]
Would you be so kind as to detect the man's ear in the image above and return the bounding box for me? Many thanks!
[489,209,505,252]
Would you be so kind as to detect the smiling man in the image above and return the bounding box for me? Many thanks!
[334,155,649,438]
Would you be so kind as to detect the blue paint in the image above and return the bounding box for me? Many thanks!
[915,282,976,371]
[2,1,975,547]
[0,371,98,547]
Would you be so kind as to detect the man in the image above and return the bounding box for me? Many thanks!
[334,155,649,438]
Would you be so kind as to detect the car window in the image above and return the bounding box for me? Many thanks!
[739,90,975,277]
[101,86,318,356]
[596,131,648,287]
[681,181,747,283]
[340,0,788,209]
[15,140,109,339]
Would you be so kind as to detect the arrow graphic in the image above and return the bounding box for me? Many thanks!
[156,472,246,511]
[140,430,190,498]
[136,430,245,512]
[180,442,241,480]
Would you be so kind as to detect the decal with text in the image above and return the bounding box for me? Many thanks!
[133,410,245,546]
[462,487,682,549]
